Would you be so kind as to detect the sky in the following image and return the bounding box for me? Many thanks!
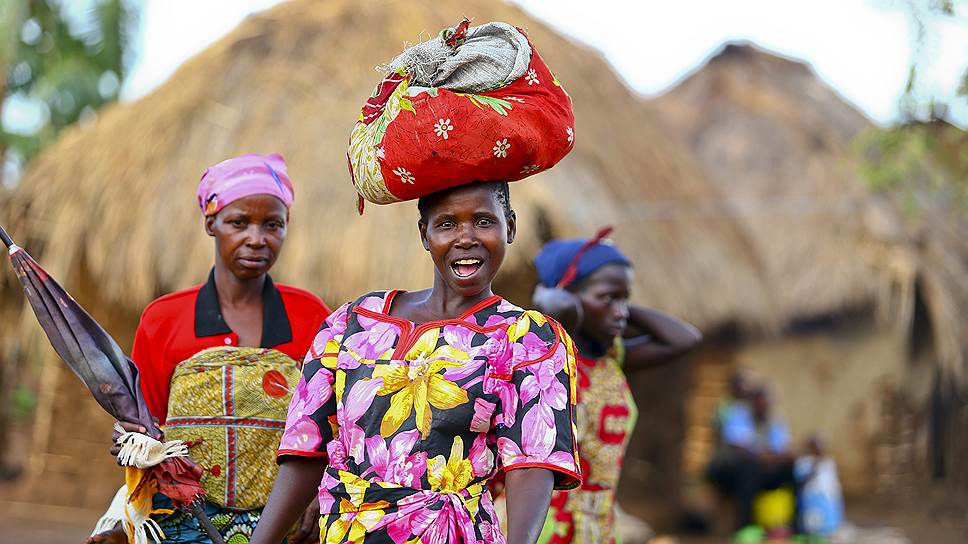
[3,0,966,134]
[118,0,968,127]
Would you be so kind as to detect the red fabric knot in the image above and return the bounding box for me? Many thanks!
[556,226,615,288]
[444,18,471,48]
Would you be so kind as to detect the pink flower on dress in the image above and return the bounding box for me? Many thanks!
[388,494,480,544]
[468,434,495,477]
[336,350,361,370]
[518,340,567,411]
[292,368,335,415]
[337,377,384,464]
[327,439,349,471]
[479,330,519,427]
[483,313,516,328]
[317,471,340,513]
[344,323,398,359]
[280,415,323,452]
[364,430,427,487]
[497,402,576,472]
[279,369,335,452]
[470,398,496,433]
[479,521,503,543]
[442,325,489,383]
[512,331,551,365]
[307,303,350,359]
[442,324,476,352]
[344,296,400,360]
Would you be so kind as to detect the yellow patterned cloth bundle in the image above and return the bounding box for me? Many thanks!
[165,347,300,510]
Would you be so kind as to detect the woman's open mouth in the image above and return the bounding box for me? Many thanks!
[451,258,484,278]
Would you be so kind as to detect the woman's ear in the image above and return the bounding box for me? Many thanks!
[204,216,216,237]
[418,220,430,251]
[506,210,517,244]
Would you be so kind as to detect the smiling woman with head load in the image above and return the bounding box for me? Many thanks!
[88,154,330,544]
[251,19,581,544]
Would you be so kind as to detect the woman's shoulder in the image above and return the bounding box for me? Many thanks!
[492,299,561,331]
[493,300,574,359]
[276,283,330,314]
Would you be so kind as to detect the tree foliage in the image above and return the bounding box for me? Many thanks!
[1,0,138,179]
[859,1,967,214]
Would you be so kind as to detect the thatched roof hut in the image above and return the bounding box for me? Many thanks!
[652,42,884,326]
[650,44,968,509]
[0,0,771,510]
[653,42,968,380]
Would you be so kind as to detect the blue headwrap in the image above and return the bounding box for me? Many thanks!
[534,227,631,288]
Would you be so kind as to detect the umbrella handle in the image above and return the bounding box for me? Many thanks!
[0,223,13,249]
[188,501,225,544]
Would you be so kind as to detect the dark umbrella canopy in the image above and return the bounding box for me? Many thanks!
[1,223,159,439]
[1,223,222,544]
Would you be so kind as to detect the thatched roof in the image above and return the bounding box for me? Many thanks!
[653,43,968,378]
[1,0,772,333]
[860,121,968,379]
[651,42,884,325]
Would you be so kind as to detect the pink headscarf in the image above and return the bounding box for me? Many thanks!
[196,153,294,216]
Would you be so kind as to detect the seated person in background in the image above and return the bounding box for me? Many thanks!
[706,385,796,531]
[712,371,752,440]
[795,435,843,537]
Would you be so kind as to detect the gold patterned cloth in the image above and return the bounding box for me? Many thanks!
[165,346,300,510]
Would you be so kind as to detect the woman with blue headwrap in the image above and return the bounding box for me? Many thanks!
[531,227,702,544]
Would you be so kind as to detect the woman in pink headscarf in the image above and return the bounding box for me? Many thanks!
[88,154,329,544]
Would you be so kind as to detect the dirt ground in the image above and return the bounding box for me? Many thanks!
[0,501,101,544]
[2,497,965,543]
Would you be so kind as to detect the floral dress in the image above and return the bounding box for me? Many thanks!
[277,291,582,543]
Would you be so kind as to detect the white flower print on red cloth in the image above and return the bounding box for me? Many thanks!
[493,139,510,158]
[525,68,540,85]
[434,118,454,139]
[392,166,415,184]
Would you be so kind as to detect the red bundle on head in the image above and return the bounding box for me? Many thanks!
[348,19,575,211]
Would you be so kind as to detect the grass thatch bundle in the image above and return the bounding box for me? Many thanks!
[652,42,883,327]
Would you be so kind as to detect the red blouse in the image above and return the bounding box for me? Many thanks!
[131,271,330,423]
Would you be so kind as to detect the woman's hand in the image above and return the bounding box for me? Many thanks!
[531,285,583,333]
[250,457,326,544]
[623,306,702,373]
[109,421,147,458]
[288,497,321,544]
[504,467,554,544]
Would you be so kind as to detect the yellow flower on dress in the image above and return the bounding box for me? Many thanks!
[322,472,391,544]
[427,436,474,494]
[507,310,547,342]
[375,329,469,438]
[427,436,484,516]
[321,337,342,370]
